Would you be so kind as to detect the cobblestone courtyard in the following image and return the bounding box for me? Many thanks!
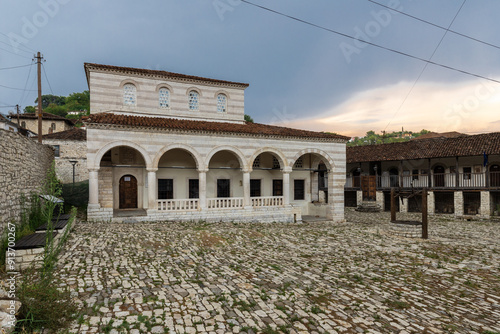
[58,210,500,334]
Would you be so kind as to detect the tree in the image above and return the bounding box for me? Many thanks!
[24,106,36,113]
[35,95,66,109]
[244,114,254,123]
[64,91,90,112]
[44,103,67,117]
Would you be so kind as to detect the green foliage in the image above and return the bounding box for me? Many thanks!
[347,129,431,147]
[244,114,254,123]
[23,105,36,113]
[35,94,66,109]
[25,90,90,118]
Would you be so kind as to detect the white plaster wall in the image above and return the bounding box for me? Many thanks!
[88,70,246,123]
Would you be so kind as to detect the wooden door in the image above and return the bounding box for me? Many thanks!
[119,175,138,209]
[361,175,376,201]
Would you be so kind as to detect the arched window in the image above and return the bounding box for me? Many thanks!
[188,91,199,111]
[123,83,136,106]
[51,123,56,131]
[159,88,170,109]
[217,94,227,113]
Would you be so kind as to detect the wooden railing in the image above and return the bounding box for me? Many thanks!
[346,172,500,190]
[158,199,198,211]
[251,196,283,207]
[207,197,244,209]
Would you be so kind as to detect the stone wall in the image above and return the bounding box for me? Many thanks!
[21,119,71,136]
[0,130,54,233]
[44,139,88,183]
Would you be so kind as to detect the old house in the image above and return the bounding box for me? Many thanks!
[83,63,348,222]
[345,132,500,218]
[14,112,74,135]
[42,128,88,184]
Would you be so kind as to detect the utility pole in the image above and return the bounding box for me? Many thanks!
[15,104,20,126]
[35,52,43,143]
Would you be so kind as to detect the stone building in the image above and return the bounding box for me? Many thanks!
[345,132,500,218]
[15,112,74,135]
[43,128,88,184]
[83,63,348,222]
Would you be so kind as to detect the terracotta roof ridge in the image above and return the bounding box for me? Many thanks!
[83,113,350,141]
[84,63,250,88]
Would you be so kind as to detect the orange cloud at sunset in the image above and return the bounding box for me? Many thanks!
[278,80,500,137]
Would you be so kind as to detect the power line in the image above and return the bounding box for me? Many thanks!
[384,0,467,131]
[367,0,500,51]
[0,32,37,53]
[41,63,54,95]
[239,0,500,85]
[0,45,32,59]
[0,63,33,71]
[0,83,37,91]
[0,40,33,56]
[19,60,35,106]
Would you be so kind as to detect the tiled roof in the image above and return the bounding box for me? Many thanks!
[84,63,250,88]
[15,113,75,126]
[42,128,86,141]
[83,113,350,141]
[411,131,467,140]
[347,132,500,163]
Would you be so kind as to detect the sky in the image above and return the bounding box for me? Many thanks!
[1,0,500,137]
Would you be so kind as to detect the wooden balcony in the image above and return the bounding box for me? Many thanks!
[345,172,500,190]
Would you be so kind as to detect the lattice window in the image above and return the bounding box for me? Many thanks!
[294,157,303,168]
[272,157,280,169]
[217,94,227,113]
[123,84,136,106]
[189,91,199,111]
[159,88,170,109]
[253,155,261,168]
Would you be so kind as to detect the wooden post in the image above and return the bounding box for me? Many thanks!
[422,188,428,239]
[391,187,396,222]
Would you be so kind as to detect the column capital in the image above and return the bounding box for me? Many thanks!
[89,167,100,173]
[282,167,292,173]
[242,168,251,174]
[197,168,209,173]
[147,168,158,173]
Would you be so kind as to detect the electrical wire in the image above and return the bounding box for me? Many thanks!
[41,63,54,95]
[0,64,33,71]
[367,0,500,51]
[0,40,33,56]
[239,0,500,85]
[18,60,34,106]
[0,32,37,54]
[384,0,467,131]
[0,83,37,91]
[0,46,32,59]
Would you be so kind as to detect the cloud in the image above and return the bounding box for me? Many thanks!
[277,80,500,137]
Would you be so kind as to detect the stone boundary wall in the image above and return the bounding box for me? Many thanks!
[44,139,88,184]
[0,130,54,233]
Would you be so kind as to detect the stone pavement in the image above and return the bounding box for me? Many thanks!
[56,209,500,333]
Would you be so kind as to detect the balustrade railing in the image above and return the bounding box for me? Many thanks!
[158,199,199,211]
[207,197,244,209]
[251,196,283,207]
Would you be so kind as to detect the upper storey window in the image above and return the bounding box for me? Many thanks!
[189,91,199,111]
[123,84,137,106]
[217,94,227,113]
[159,88,170,109]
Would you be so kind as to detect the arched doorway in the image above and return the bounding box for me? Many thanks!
[433,165,445,187]
[490,164,500,187]
[119,175,138,209]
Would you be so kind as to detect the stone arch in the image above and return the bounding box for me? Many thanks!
[153,144,202,170]
[290,148,335,170]
[204,146,247,171]
[249,148,288,171]
[155,83,173,92]
[119,78,140,89]
[92,141,153,170]
[185,87,202,97]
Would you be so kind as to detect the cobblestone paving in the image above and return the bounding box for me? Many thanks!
[57,209,500,334]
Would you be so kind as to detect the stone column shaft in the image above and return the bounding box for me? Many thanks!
[283,171,290,205]
[243,171,251,207]
[88,169,99,206]
[147,170,157,210]
[199,171,207,209]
